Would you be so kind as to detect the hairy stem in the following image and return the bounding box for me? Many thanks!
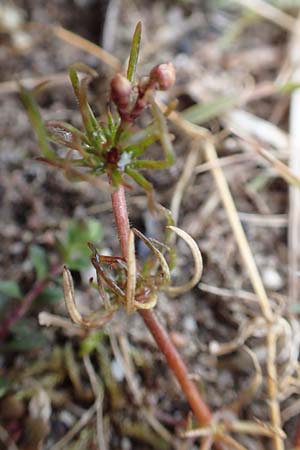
[109,181,212,427]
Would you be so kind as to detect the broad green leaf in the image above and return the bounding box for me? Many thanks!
[19,85,56,160]
[181,94,238,125]
[127,22,142,83]
[29,245,49,280]
[0,280,22,299]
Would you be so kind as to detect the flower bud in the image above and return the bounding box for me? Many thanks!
[110,73,132,109]
[150,62,176,90]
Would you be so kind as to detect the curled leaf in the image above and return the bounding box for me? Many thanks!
[166,226,203,295]
[132,228,170,285]
[63,266,114,328]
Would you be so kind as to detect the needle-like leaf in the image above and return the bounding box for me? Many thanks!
[19,85,56,160]
[127,21,142,84]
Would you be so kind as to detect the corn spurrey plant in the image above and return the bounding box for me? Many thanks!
[20,21,243,448]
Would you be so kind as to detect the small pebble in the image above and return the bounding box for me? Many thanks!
[183,315,197,333]
[262,267,283,291]
[111,358,124,382]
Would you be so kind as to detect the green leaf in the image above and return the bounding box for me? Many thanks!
[59,219,103,271]
[86,218,103,242]
[0,280,22,299]
[80,331,104,356]
[279,81,300,94]
[127,21,142,83]
[36,285,63,304]
[29,245,49,280]
[19,85,56,160]
[6,320,46,352]
[69,66,80,98]
[181,94,238,125]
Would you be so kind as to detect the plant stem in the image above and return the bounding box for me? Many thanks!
[109,181,212,427]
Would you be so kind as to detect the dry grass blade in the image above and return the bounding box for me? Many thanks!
[38,312,86,337]
[225,420,286,438]
[51,25,121,70]
[203,139,273,321]
[83,355,107,450]
[209,318,264,356]
[199,436,213,450]
[166,226,203,295]
[51,402,97,450]
[229,346,262,413]
[288,13,300,308]
[267,326,284,450]
[171,140,200,225]
[233,0,296,32]
[0,72,71,95]
[218,434,247,450]
[232,133,300,187]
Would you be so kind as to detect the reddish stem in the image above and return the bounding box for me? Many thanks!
[0,265,61,340]
[109,181,212,427]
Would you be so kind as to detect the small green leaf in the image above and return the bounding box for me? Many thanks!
[29,245,49,280]
[86,219,103,242]
[181,94,238,125]
[59,219,103,271]
[7,320,46,352]
[36,285,63,304]
[279,81,300,94]
[69,66,80,98]
[0,280,22,299]
[127,21,142,84]
[19,85,56,160]
[80,331,104,356]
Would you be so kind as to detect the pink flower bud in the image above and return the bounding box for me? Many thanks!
[110,73,132,109]
[150,62,176,90]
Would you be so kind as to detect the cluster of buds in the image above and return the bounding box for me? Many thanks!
[110,62,176,122]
